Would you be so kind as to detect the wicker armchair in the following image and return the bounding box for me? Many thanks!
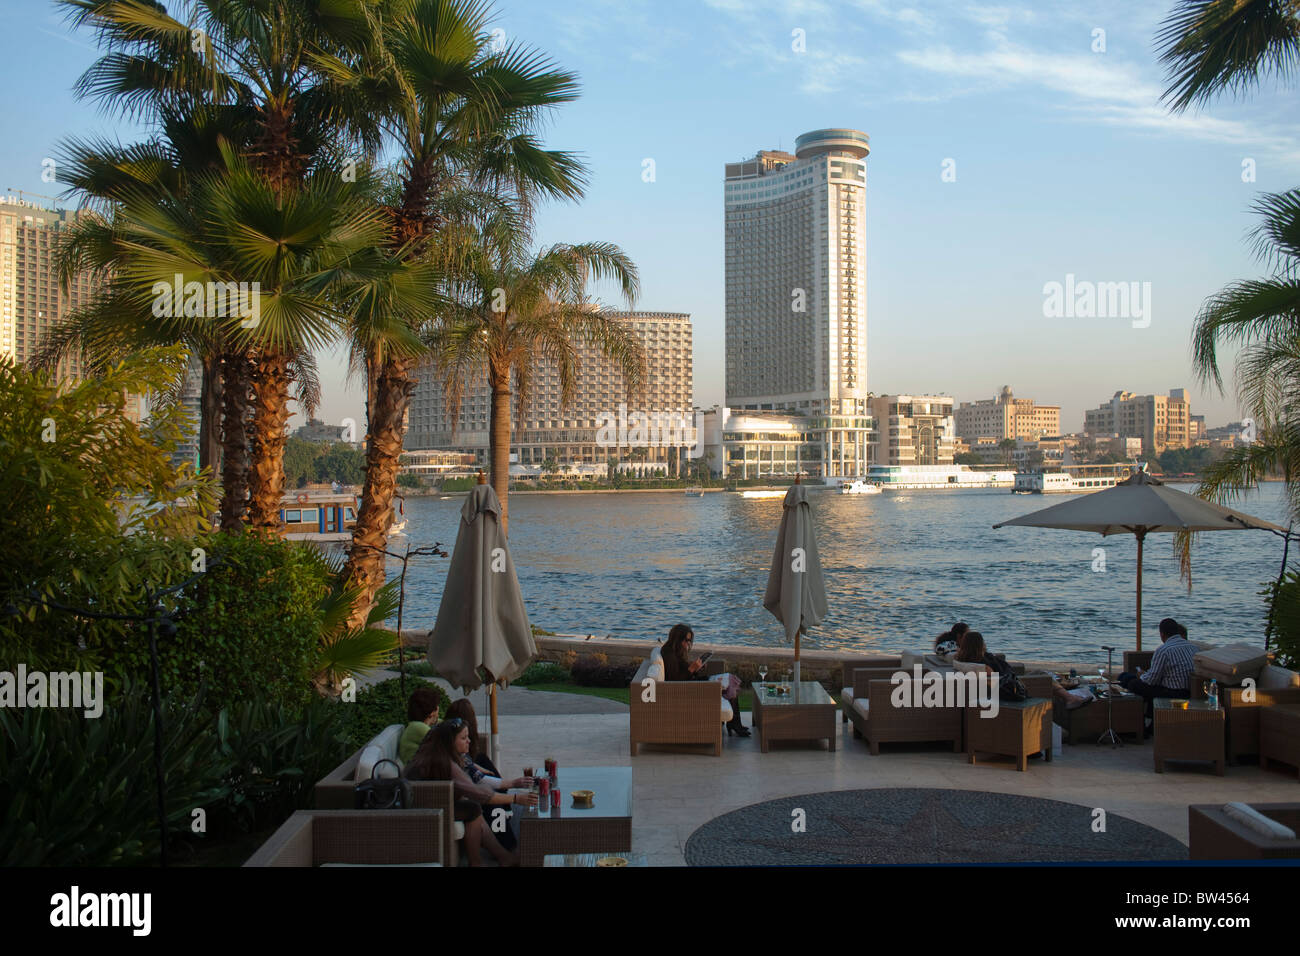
[629,657,729,756]
[1188,683,1300,764]
[244,809,445,866]
[840,657,902,722]
[847,674,962,755]
[1188,804,1300,860]
[314,744,459,865]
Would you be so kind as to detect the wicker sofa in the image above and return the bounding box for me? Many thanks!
[244,809,445,866]
[846,669,963,755]
[629,647,731,756]
[840,656,902,723]
[1188,804,1300,860]
[1186,664,1300,764]
[313,723,460,865]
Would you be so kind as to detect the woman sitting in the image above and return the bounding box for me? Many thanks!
[444,697,501,778]
[958,631,1090,708]
[662,623,749,737]
[934,621,969,652]
[398,687,442,764]
[405,718,536,867]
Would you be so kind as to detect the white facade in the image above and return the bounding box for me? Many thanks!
[724,129,874,477]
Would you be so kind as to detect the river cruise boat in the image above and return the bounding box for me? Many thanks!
[1012,463,1145,494]
[865,464,1016,490]
[279,491,406,552]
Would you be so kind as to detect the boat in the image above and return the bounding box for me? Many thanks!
[279,490,406,553]
[838,479,881,496]
[739,489,787,499]
[866,464,1016,490]
[1012,463,1145,494]
[684,486,704,497]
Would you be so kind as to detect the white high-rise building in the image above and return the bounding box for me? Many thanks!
[724,128,873,477]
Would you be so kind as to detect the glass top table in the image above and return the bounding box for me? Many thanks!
[517,766,633,866]
[750,681,838,752]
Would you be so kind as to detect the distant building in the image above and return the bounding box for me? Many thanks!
[1189,414,1207,442]
[724,129,875,477]
[954,386,1060,443]
[400,449,477,479]
[0,196,95,383]
[869,394,955,467]
[1084,389,1191,456]
[295,418,348,443]
[406,310,693,473]
[166,353,203,472]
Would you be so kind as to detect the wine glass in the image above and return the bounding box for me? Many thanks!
[758,663,768,685]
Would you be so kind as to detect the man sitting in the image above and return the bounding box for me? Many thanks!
[1118,618,1194,723]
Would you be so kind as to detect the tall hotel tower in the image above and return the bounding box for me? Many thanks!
[724,128,873,477]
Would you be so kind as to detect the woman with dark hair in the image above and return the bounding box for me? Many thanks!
[405,719,535,867]
[444,698,500,777]
[662,623,749,737]
[399,687,443,764]
[959,631,1093,708]
[935,621,969,652]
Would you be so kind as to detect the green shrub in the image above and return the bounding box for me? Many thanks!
[514,661,570,685]
[343,677,448,751]
[1268,566,1300,670]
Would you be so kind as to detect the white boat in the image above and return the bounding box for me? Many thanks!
[866,464,1016,490]
[838,479,881,496]
[1012,463,1144,494]
[684,486,704,497]
[739,489,787,499]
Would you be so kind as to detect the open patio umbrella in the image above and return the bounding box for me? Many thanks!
[763,477,828,683]
[993,469,1282,650]
[427,474,536,764]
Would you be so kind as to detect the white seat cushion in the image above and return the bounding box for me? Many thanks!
[372,724,403,762]
[1195,644,1268,684]
[720,699,733,722]
[953,659,987,674]
[841,686,854,705]
[648,646,666,682]
[852,698,870,719]
[453,821,465,841]
[1259,664,1300,690]
[356,745,385,781]
[1223,803,1297,840]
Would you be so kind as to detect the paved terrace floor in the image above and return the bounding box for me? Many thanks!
[434,681,1300,866]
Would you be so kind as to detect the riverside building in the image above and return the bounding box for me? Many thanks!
[1084,389,1191,456]
[404,310,694,475]
[724,129,874,478]
[869,394,956,467]
[0,196,92,382]
[954,386,1061,444]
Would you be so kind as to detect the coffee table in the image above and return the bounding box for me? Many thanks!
[965,698,1053,771]
[518,767,633,867]
[1153,699,1225,775]
[1055,691,1144,744]
[751,681,837,753]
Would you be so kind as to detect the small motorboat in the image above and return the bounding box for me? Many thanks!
[838,479,881,495]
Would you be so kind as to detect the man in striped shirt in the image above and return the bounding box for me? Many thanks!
[1119,618,1195,720]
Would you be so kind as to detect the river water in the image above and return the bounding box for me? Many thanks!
[392,483,1291,667]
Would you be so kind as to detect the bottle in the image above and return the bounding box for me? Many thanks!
[1208,679,1218,710]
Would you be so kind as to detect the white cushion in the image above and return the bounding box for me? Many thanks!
[1258,664,1300,690]
[370,724,403,762]
[1194,644,1268,684]
[719,699,733,722]
[953,659,987,674]
[356,744,385,781]
[1063,687,1094,710]
[852,698,870,719]
[648,646,666,682]
[841,686,854,705]
[1222,803,1297,840]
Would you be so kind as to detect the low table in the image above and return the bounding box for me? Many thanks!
[1055,691,1144,744]
[543,852,649,867]
[1261,705,1300,780]
[965,698,1053,771]
[518,767,633,868]
[751,681,838,753]
[1153,699,1225,775]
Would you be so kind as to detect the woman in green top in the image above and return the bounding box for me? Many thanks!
[399,688,443,764]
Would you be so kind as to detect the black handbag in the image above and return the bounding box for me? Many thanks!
[354,758,414,809]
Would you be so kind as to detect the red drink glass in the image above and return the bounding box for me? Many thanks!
[545,757,557,781]
[537,776,550,801]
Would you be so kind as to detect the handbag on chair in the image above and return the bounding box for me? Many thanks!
[354,758,414,809]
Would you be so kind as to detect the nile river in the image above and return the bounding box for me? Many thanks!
[393,483,1291,667]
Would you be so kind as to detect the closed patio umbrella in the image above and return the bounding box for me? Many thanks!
[993,469,1282,650]
[763,477,828,683]
[427,474,535,764]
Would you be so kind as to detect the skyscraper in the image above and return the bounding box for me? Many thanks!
[724,128,873,477]
[0,195,92,381]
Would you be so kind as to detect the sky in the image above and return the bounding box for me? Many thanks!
[4,0,1299,433]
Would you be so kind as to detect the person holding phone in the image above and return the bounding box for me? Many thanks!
[662,623,750,737]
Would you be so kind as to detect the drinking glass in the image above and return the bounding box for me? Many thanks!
[758,664,768,685]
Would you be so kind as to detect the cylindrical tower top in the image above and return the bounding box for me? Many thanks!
[794,128,870,160]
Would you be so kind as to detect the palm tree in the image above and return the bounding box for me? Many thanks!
[333,0,586,616]
[430,217,645,533]
[1156,0,1300,111]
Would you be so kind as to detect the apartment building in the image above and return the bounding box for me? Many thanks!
[1084,389,1192,456]
[869,394,956,467]
[954,385,1061,443]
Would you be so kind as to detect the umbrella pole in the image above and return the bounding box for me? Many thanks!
[489,682,500,767]
[794,626,803,685]
[1135,531,1145,653]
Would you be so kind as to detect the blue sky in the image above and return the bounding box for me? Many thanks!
[5,0,1299,432]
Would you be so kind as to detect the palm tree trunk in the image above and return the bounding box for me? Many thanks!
[489,359,513,536]
[219,350,251,532]
[246,347,292,532]
[199,350,222,478]
[345,354,416,627]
